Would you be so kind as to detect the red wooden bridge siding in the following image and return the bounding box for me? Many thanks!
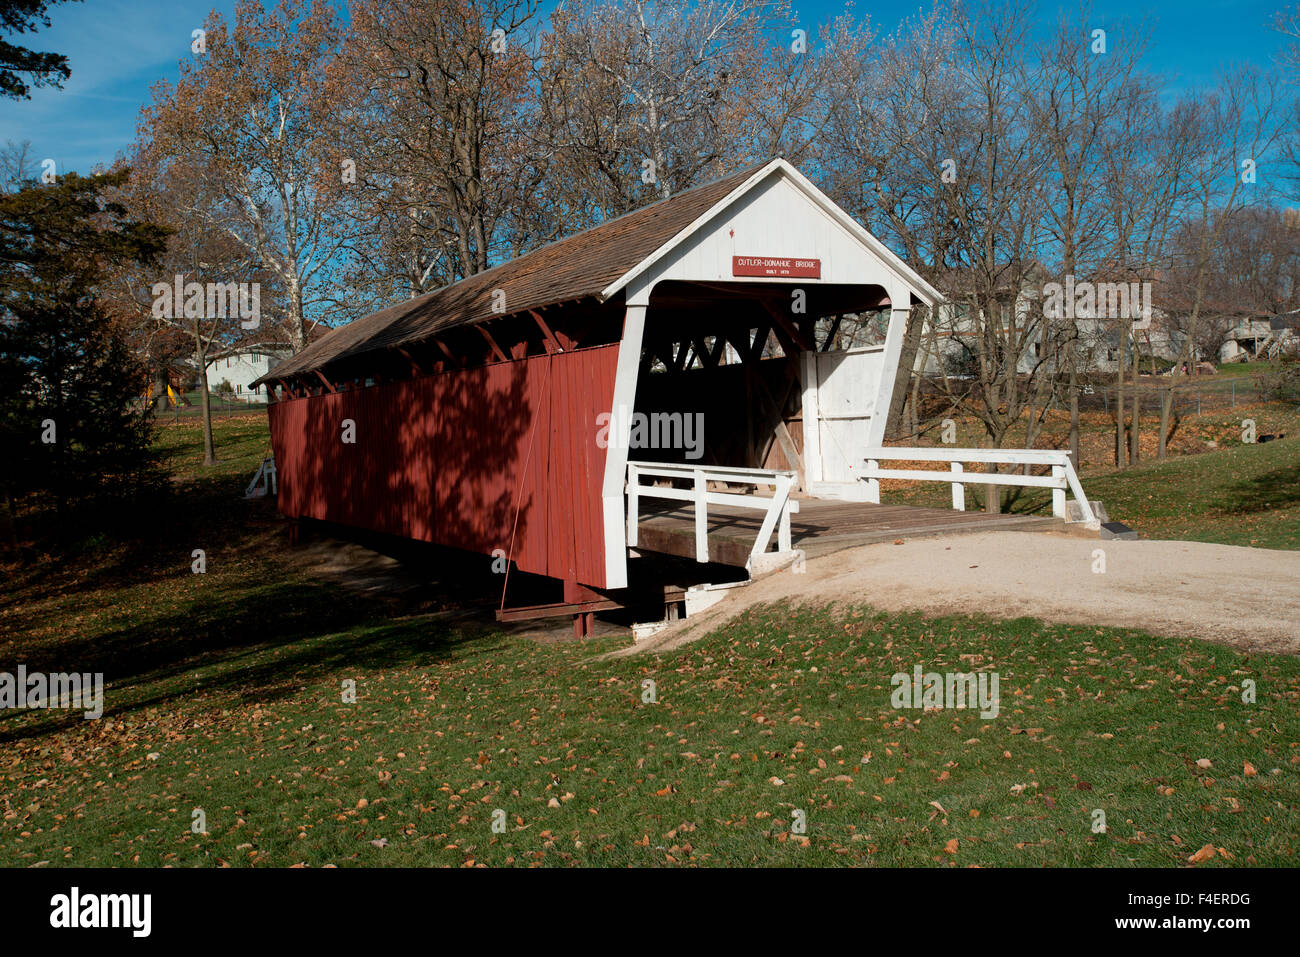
[268,343,620,587]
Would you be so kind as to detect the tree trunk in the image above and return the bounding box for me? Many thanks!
[1157,386,1171,458]
[908,370,922,443]
[886,306,927,439]
[1130,386,1140,463]
[984,464,1002,513]
[195,339,216,466]
[1068,365,1080,468]
[287,279,308,352]
[152,368,169,410]
[645,93,672,202]
[51,342,66,518]
[1114,343,1126,468]
[984,434,1002,514]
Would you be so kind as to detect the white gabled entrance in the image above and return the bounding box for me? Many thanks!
[597,158,943,588]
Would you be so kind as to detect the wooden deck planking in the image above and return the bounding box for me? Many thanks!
[633,496,1060,566]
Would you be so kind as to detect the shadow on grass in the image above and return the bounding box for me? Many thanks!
[2,412,538,744]
[2,469,279,619]
[0,571,500,745]
[1212,453,1300,514]
[999,485,1053,516]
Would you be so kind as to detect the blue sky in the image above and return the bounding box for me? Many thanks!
[0,0,1291,176]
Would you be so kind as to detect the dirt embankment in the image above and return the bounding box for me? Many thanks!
[611,531,1300,658]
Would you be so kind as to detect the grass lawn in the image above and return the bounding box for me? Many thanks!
[1216,362,1282,378]
[2,413,1297,868]
[1081,435,1300,549]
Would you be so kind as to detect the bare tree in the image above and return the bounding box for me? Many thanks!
[1153,70,1283,454]
[136,0,354,353]
[821,4,957,436]
[934,0,1058,509]
[1030,8,1153,465]
[537,0,779,211]
[1277,5,1300,78]
[740,10,874,166]
[1093,71,1189,464]
[0,139,37,192]
[105,160,268,466]
[340,0,539,292]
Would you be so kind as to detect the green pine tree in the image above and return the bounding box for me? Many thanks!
[0,169,168,542]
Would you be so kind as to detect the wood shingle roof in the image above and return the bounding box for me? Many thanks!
[261,162,766,384]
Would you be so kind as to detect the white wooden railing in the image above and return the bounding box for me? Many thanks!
[861,447,1097,525]
[626,461,801,570]
[245,456,277,499]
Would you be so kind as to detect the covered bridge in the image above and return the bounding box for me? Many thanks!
[255,158,1093,632]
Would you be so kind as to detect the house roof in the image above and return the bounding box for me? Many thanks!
[258,158,942,386]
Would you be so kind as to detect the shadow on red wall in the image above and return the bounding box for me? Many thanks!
[268,344,619,587]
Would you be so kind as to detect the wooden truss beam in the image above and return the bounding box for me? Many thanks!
[821,316,843,351]
[693,336,723,368]
[432,336,459,367]
[530,309,562,353]
[477,324,508,363]
[397,347,423,376]
[757,299,814,353]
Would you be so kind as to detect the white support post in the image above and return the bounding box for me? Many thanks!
[245,460,263,498]
[800,351,822,486]
[951,461,964,511]
[626,463,640,547]
[601,299,648,589]
[1062,459,1098,526]
[778,491,793,554]
[694,470,708,563]
[867,290,912,447]
[864,460,880,503]
[750,475,791,561]
[246,457,277,498]
[1051,464,1067,519]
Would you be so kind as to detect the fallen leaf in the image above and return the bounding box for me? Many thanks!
[1188,844,1217,864]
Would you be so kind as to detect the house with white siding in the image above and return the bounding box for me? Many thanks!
[205,348,292,403]
[914,266,1186,377]
[1219,313,1299,362]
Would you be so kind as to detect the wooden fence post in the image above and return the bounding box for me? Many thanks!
[694,470,708,563]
